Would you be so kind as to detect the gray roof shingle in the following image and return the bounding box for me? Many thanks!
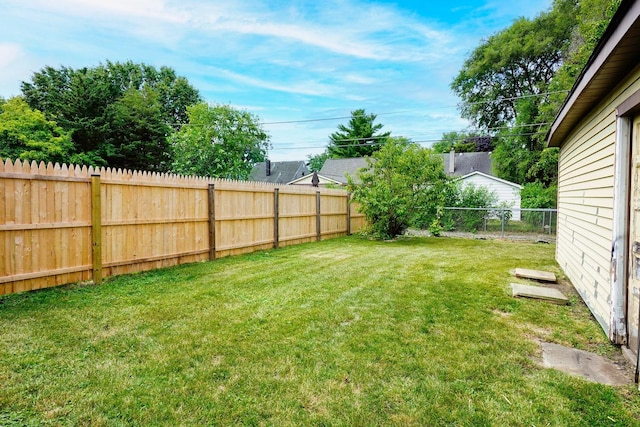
[319,152,494,184]
[250,161,309,184]
[439,152,493,177]
[319,157,371,184]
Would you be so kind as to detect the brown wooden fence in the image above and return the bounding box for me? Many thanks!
[0,159,366,296]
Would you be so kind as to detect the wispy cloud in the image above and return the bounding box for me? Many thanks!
[0,0,553,160]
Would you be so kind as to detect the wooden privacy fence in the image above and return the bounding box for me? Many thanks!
[0,159,366,296]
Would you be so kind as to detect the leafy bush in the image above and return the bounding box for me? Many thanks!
[452,183,498,232]
[349,141,450,239]
[521,182,557,209]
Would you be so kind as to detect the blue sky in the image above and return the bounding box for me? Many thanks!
[0,0,551,161]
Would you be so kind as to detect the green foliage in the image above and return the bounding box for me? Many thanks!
[538,0,621,140]
[432,131,493,153]
[348,140,450,239]
[521,182,558,209]
[170,103,270,179]
[452,183,499,232]
[307,151,329,172]
[0,97,73,164]
[20,61,201,170]
[451,0,584,189]
[451,0,578,130]
[105,87,173,172]
[328,109,391,158]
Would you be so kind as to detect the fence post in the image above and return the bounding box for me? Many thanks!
[346,192,351,236]
[91,174,102,284]
[208,184,216,260]
[274,188,279,249]
[316,191,321,241]
[501,208,505,238]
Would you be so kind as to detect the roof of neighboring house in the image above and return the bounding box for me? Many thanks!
[249,160,309,184]
[319,157,371,184]
[439,152,493,177]
[319,152,494,184]
[548,0,640,147]
[457,171,522,189]
[287,172,342,186]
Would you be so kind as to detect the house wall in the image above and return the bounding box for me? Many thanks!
[556,68,640,334]
[462,174,522,220]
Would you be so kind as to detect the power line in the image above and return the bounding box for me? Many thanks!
[170,90,569,128]
[266,130,548,151]
[265,122,552,147]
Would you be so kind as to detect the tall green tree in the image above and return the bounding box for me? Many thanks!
[307,151,330,172]
[432,131,493,153]
[0,97,73,164]
[348,140,451,239]
[170,103,270,179]
[105,87,172,172]
[451,0,580,186]
[451,0,578,130]
[327,109,391,158]
[452,0,620,188]
[20,61,201,170]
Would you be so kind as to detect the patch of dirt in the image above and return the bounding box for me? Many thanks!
[405,228,556,243]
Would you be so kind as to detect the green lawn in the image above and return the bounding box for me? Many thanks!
[1,236,639,426]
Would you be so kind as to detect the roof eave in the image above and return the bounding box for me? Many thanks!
[547,0,640,147]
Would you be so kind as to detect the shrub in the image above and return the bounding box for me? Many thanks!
[349,141,450,239]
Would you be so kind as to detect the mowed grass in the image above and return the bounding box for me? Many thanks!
[1,236,639,426]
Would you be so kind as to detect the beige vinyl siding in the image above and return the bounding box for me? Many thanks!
[557,70,640,333]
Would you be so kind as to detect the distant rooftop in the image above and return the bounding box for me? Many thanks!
[319,157,371,184]
[439,151,493,177]
[319,152,494,184]
[249,160,309,184]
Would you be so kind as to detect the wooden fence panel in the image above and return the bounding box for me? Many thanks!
[215,187,275,258]
[278,190,317,247]
[0,160,92,295]
[350,201,366,233]
[1,160,364,296]
[320,193,348,239]
[101,172,210,277]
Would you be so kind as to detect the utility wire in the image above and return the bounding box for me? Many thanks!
[171,90,569,128]
[265,122,551,147]
[266,131,547,151]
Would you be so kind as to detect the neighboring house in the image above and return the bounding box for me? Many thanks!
[440,150,493,177]
[288,172,342,187]
[319,157,370,185]
[457,171,522,220]
[546,0,640,366]
[321,152,521,216]
[320,151,494,183]
[250,160,309,184]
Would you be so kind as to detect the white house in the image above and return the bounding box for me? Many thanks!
[457,171,523,220]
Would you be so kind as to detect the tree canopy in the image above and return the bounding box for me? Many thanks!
[170,103,270,179]
[432,131,493,154]
[20,61,201,170]
[327,109,391,158]
[0,97,73,164]
[451,0,619,189]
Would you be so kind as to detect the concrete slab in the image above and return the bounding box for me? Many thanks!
[540,342,632,386]
[511,283,569,305]
[515,268,557,283]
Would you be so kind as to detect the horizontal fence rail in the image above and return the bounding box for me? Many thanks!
[0,159,366,295]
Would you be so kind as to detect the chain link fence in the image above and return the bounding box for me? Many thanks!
[412,207,557,241]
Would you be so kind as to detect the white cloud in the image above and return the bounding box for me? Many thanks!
[0,43,32,97]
